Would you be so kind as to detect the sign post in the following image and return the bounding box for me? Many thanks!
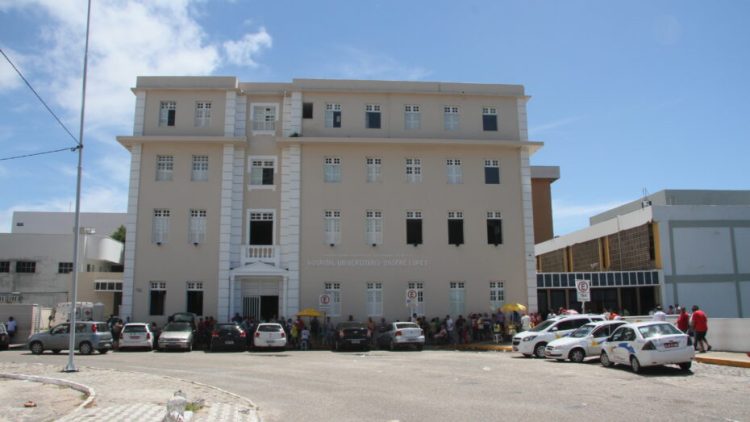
[405,289,418,320]
[575,279,591,314]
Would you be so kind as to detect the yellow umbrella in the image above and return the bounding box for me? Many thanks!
[296,308,323,318]
[500,303,527,313]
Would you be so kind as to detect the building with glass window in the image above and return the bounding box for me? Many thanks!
[117,77,554,324]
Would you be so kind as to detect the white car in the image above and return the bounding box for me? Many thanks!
[600,321,695,373]
[253,323,287,350]
[513,315,604,358]
[157,322,194,352]
[544,320,627,362]
[119,323,154,351]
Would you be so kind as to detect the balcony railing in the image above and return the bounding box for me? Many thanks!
[240,245,279,267]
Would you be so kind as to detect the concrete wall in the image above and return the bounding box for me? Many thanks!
[0,304,52,342]
[10,212,125,236]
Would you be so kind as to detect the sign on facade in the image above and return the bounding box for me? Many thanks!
[405,289,418,306]
[319,293,332,308]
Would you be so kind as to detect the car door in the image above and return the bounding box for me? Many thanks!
[48,324,70,349]
[612,327,637,364]
[605,327,626,363]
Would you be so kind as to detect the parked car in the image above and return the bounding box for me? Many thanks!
[544,320,627,362]
[376,322,425,351]
[118,323,154,351]
[513,314,605,358]
[28,321,113,355]
[332,322,370,351]
[600,321,694,373]
[209,323,247,352]
[169,312,197,330]
[253,323,287,350]
[0,323,9,350]
[158,322,194,352]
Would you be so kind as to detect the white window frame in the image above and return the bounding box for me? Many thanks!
[324,210,341,245]
[248,155,277,190]
[152,209,170,244]
[150,281,167,290]
[324,157,342,183]
[325,103,342,128]
[408,281,425,316]
[405,158,422,183]
[192,155,208,182]
[95,281,123,292]
[365,104,381,129]
[246,209,276,245]
[250,103,278,134]
[366,157,382,183]
[366,282,383,317]
[156,155,174,181]
[444,105,459,131]
[404,104,421,130]
[324,282,342,317]
[366,210,383,246]
[449,281,466,317]
[189,209,207,244]
[194,101,212,127]
[159,101,176,127]
[490,281,505,311]
[482,106,498,131]
[446,158,463,184]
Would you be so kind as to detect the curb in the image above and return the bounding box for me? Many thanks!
[694,356,750,369]
[0,372,96,413]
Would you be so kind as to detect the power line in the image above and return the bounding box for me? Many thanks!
[0,146,79,162]
[0,48,80,146]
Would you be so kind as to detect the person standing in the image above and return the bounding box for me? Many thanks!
[653,306,667,321]
[690,305,712,353]
[676,307,690,333]
[6,316,16,342]
[521,313,531,332]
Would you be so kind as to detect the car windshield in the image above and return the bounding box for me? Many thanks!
[216,324,238,331]
[123,325,147,333]
[163,322,192,332]
[337,322,365,329]
[569,324,595,338]
[257,324,283,332]
[529,319,556,332]
[638,323,682,339]
[395,323,419,330]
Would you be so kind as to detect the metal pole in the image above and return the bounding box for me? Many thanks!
[64,0,92,373]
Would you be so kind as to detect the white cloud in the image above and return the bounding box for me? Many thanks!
[223,28,272,67]
[552,198,629,236]
[330,47,431,81]
[0,47,24,90]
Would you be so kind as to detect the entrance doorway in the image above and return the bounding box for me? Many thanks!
[243,295,279,322]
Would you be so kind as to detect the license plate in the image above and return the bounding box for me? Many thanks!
[664,341,678,349]
[130,336,140,340]
[406,337,417,341]
[351,339,361,344]
[225,340,234,345]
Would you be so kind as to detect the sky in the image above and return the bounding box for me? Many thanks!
[0,0,748,236]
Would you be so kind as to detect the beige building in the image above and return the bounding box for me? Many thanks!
[117,77,547,324]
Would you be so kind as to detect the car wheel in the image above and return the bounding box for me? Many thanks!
[98,348,109,354]
[51,349,61,354]
[679,362,692,371]
[534,343,547,359]
[389,340,397,351]
[630,356,642,373]
[79,342,93,355]
[569,348,586,363]
[522,354,532,358]
[600,351,613,368]
[30,342,44,355]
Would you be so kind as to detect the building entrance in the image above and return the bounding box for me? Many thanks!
[242,295,279,322]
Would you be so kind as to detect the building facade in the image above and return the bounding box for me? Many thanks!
[117,77,546,324]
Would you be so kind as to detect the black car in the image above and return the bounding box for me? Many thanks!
[332,322,370,351]
[208,323,247,352]
[0,323,9,350]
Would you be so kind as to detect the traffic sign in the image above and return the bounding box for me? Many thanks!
[576,279,591,302]
[319,293,332,308]
[406,289,418,306]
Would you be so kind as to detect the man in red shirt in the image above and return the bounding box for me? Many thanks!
[676,307,690,333]
[690,305,712,353]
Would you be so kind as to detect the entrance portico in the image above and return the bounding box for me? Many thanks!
[229,261,289,322]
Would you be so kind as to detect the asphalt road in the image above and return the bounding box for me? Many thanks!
[1,348,749,422]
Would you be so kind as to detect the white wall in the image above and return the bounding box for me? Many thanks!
[672,227,734,275]
[735,227,750,274]
[11,212,125,236]
[676,282,739,318]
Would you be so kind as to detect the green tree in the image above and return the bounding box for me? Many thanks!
[111,225,126,243]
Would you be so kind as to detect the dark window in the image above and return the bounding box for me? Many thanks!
[0,261,9,273]
[331,111,342,128]
[485,167,500,184]
[58,262,74,274]
[366,112,381,129]
[150,290,166,315]
[448,219,464,245]
[262,168,274,185]
[487,219,503,245]
[16,261,36,273]
[167,109,175,126]
[483,114,497,131]
[250,221,273,245]
[406,219,423,245]
[555,320,579,331]
[302,102,313,119]
[187,291,203,316]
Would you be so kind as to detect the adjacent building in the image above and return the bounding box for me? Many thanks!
[117,77,550,324]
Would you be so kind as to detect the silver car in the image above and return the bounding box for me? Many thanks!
[376,322,425,351]
[157,322,194,352]
[28,321,113,355]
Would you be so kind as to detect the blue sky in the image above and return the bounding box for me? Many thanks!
[1,0,748,236]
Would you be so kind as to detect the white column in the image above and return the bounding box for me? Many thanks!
[217,144,235,320]
[224,91,237,137]
[230,146,245,268]
[282,91,302,137]
[516,97,529,142]
[121,143,141,321]
[280,144,301,317]
[132,91,146,136]
[520,147,538,312]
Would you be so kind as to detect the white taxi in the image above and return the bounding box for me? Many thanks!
[513,315,604,358]
[600,321,694,373]
[544,320,626,362]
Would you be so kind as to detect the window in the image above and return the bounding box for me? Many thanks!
[448,211,464,246]
[159,101,176,126]
[186,281,203,316]
[149,281,167,316]
[324,282,341,316]
[303,102,314,119]
[444,106,459,131]
[192,155,208,181]
[404,104,421,130]
[484,159,500,184]
[325,103,342,128]
[405,158,422,183]
[189,209,207,244]
[366,282,383,317]
[156,155,174,181]
[16,261,36,273]
[58,262,74,274]
[482,107,498,131]
[365,104,381,129]
[152,209,170,244]
[366,157,382,183]
[252,104,277,132]
[0,261,9,273]
[366,210,383,245]
[324,210,341,245]
[194,101,212,127]
[490,281,505,310]
[249,211,274,245]
[406,211,423,245]
[449,281,465,316]
[487,212,503,245]
[94,281,123,291]
[408,282,425,316]
[324,157,341,183]
[446,159,462,184]
[250,158,275,186]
